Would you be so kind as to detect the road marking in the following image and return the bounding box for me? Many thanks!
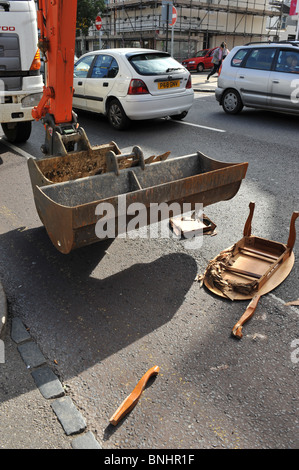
[269,293,299,315]
[177,120,226,133]
[0,136,36,160]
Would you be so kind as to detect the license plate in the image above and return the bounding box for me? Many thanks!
[158,80,180,90]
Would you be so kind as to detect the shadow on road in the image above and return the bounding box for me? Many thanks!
[0,225,198,399]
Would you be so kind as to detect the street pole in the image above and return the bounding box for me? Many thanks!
[165,4,169,52]
[171,24,174,56]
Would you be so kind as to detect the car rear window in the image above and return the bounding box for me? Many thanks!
[128,53,185,76]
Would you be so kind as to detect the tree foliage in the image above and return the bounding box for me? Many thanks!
[76,0,106,36]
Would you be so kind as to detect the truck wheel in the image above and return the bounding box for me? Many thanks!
[107,99,130,130]
[197,63,204,73]
[1,121,32,143]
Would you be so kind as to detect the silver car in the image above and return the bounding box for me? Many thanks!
[215,42,299,115]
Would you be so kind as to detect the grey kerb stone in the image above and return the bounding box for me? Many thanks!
[17,341,47,369]
[31,366,65,399]
[51,396,87,436]
[11,317,31,344]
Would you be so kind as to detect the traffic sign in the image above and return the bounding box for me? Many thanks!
[161,1,172,24]
[95,15,102,31]
[169,6,177,26]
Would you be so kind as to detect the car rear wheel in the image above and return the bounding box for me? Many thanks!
[222,89,243,114]
[196,63,204,73]
[1,121,32,143]
[107,99,130,130]
[170,111,188,121]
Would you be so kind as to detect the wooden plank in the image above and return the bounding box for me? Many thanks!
[225,266,262,279]
[240,247,278,261]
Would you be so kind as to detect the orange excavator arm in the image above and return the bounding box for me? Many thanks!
[33,0,77,124]
[32,0,90,156]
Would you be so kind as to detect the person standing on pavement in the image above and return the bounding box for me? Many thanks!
[222,42,229,60]
[206,43,225,81]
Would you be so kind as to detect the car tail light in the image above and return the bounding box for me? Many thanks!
[30,49,41,71]
[185,74,192,89]
[128,79,149,95]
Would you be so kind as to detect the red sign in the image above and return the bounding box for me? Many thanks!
[95,15,102,30]
[290,0,298,15]
[169,6,177,26]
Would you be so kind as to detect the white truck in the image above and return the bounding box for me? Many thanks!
[0,0,43,142]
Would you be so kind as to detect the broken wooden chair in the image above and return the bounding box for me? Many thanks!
[204,202,298,301]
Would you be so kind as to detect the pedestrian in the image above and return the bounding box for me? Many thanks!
[222,42,229,60]
[206,43,225,81]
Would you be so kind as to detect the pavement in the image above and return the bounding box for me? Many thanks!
[0,70,217,450]
[0,280,96,449]
[191,71,218,92]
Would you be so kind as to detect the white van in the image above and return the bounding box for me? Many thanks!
[0,0,43,142]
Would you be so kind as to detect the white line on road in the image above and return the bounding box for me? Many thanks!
[177,120,226,133]
[269,293,299,316]
[0,136,36,160]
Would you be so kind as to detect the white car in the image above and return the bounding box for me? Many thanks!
[73,48,194,130]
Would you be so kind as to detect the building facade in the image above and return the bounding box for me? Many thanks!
[76,0,295,61]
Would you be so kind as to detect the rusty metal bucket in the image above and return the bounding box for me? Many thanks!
[27,141,122,188]
[28,147,248,254]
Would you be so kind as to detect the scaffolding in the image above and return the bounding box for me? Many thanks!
[76,0,286,60]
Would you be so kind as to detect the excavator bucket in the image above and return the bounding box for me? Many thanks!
[29,1,247,254]
[28,146,248,254]
[28,140,122,188]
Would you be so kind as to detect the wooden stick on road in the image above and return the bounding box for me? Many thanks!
[109,366,160,426]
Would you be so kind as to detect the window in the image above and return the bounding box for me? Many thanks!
[275,50,299,74]
[128,52,184,76]
[91,55,119,79]
[231,49,248,67]
[74,55,95,78]
[195,50,207,58]
[108,58,119,78]
[281,15,287,30]
[244,48,276,71]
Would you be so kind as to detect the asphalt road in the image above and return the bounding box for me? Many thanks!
[0,91,298,449]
